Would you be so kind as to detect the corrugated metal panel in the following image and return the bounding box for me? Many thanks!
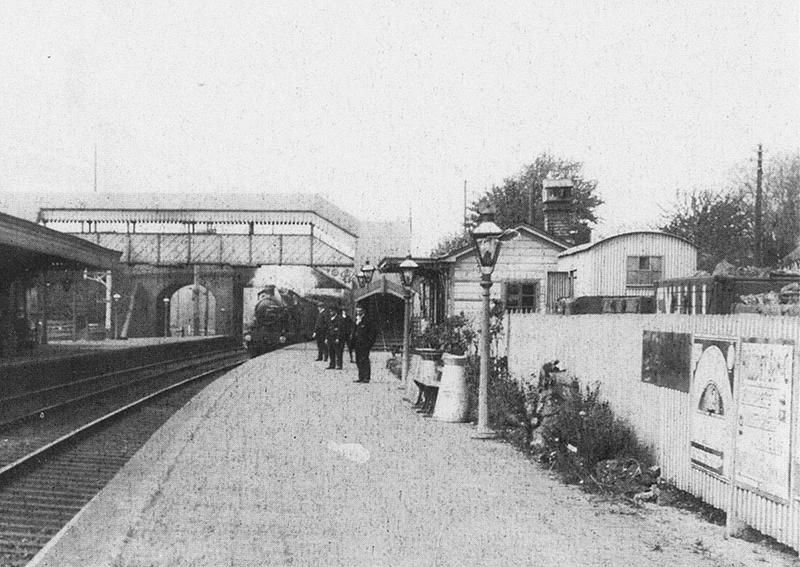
[505,312,800,551]
[562,232,697,297]
[546,272,570,311]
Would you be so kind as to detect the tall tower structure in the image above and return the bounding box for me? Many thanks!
[542,178,576,242]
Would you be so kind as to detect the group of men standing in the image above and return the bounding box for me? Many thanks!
[313,303,377,383]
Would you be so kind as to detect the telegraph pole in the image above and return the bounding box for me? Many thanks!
[464,180,468,229]
[755,144,763,266]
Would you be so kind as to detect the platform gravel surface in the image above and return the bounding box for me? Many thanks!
[30,344,800,566]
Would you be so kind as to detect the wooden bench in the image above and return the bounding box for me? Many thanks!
[412,364,443,417]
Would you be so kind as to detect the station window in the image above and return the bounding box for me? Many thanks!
[505,281,540,310]
[627,256,663,286]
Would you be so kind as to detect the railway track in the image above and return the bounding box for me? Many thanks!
[0,350,247,567]
[0,349,245,468]
[0,347,245,428]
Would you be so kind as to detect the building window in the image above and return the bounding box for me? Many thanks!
[627,256,663,286]
[505,281,540,310]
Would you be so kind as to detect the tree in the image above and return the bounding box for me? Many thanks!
[430,153,603,256]
[720,150,800,268]
[430,231,472,258]
[659,189,753,273]
[474,154,602,234]
[756,152,800,266]
[659,150,799,271]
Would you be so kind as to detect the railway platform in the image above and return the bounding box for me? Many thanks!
[0,336,239,401]
[0,336,231,368]
[27,343,793,567]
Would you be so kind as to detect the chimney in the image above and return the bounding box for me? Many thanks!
[542,178,576,242]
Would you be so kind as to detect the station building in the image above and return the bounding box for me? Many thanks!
[0,211,120,357]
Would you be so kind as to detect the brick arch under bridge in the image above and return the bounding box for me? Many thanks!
[119,265,253,338]
[104,263,363,339]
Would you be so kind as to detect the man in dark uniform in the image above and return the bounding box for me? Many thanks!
[326,307,345,370]
[339,308,355,363]
[312,304,329,361]
[351,305,378,383]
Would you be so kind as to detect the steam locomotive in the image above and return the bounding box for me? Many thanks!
[243,286,317,357]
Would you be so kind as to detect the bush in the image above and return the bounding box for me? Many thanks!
[465,362,655,488]
[538,378,654,484]
[411,314,475,355]
[465,356,532,441]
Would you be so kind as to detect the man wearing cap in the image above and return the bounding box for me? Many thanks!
[326,307,346,370]
[312,304,329,362]
[351,305,378,383]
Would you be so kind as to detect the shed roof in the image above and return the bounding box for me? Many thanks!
[437,224,570,263]
[558,231,696,258]
[353,276,406,301]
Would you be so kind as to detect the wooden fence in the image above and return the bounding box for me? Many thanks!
[505,312,800,550]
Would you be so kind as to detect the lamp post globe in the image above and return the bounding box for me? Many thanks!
[361,261,376,285]
[355,270,366,289]
[471,209,504,275]
[399,255,418,288]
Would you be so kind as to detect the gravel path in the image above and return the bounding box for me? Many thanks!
[32,344,799,566]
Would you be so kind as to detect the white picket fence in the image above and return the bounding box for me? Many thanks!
[505,311,800,550]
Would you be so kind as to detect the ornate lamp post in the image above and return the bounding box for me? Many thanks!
[163,297,171,337]
[399,255,418,390]
[470,208,515,439]
[361,261,375,285]
[112,293,122,340]
[356,260,376,289]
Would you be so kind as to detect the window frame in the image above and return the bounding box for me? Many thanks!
[626,255,663,287]
[504,280,541,311]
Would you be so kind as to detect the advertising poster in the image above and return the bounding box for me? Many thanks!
[690,337,736,477]
[641,331,692,392]
[736,339,793,501]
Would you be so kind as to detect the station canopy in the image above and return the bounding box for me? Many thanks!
[0,211,120,273]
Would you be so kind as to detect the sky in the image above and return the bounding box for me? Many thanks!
[1,1,797,254]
